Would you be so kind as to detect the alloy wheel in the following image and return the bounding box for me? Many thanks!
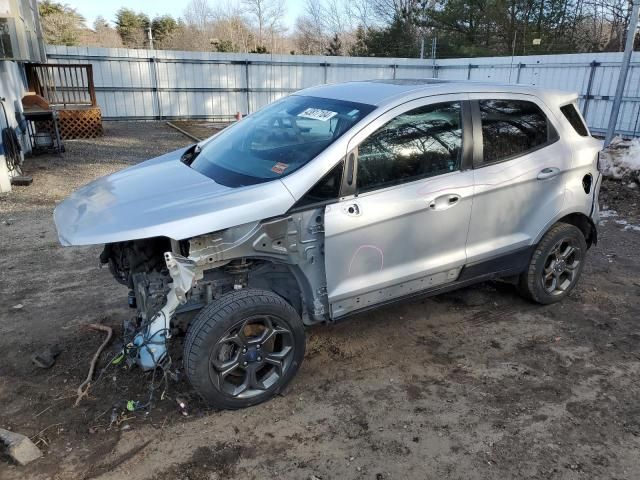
[208,315,295,399]
[541,238,582,296]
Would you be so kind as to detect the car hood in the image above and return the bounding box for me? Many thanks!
[54,147,296,246]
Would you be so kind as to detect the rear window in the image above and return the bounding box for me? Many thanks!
[189,96,375,187]
[560,104,589,136]
[479,99,556,164]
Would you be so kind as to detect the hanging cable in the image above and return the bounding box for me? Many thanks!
[0,98,22,174]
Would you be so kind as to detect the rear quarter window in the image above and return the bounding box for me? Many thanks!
[560,104,589,136]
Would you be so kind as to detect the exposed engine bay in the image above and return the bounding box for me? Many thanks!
[99,208,329,371]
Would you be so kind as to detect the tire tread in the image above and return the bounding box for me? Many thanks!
[518,222,586,304]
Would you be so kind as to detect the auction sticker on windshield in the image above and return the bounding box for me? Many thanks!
[271,162,289,174]
[298,108,338,121]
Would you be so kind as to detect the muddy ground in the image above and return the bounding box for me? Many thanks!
[1,122,639,480]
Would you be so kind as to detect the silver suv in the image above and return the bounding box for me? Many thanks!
[55,79,603,409]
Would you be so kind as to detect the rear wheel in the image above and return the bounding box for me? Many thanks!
[183,289,305,409]
[518,223,587,304]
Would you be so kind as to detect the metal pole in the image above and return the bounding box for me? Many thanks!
[150,57,162,120]
[147,26,154,50]
[516,63,524,83]
[244,60,251,114]
[508,31,517,83]
[582,61,600,120]
[420,38,424,59]
[605,0,640,145]
[431,37,437,77]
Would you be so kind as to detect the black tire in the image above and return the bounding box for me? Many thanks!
[518,223,587,304]
[183,289,305,409]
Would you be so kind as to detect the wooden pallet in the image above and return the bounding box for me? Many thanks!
[57,107,103,139]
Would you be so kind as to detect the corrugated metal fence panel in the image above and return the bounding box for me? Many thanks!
[45,45,640,135]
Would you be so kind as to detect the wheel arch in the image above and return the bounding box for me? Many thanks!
[243,258,323,326]
[535,211,597,248]
[555,213,597,247]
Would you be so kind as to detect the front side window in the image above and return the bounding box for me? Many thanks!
[189,96,374,187]
[357,102,463,193]
[479,99,554,164]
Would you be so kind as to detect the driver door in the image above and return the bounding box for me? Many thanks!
[324,95,475,318]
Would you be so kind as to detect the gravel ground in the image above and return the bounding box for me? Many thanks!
[1,122,639,480]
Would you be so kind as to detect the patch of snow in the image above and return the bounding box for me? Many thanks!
[624,224,640,232]
[599,209,618,218]
[600,137,640,183]
[614,219,628,225]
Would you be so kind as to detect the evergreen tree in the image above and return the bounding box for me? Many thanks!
[115,8,150,47]
[349,25,368,57]
[325,33,343,56]
[151,15,178,45]
[364,15,419,58]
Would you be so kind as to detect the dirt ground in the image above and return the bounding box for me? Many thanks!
[1,122,639,480]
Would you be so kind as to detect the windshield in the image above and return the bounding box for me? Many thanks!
[189,95,375,187]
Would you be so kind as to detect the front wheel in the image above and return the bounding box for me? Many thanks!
[183,289,305,409]
[518,223,587,304]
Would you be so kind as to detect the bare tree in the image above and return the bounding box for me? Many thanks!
[293,0,374,55]
[344,0,376,30]
[294,16,326,54]
[78,17,123,47]
[242,0,286,50]
[369,0,420,23]
[183,0,215,30]
[211,2,253,52]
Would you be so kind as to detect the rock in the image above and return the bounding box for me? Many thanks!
[0,428,43,466]
[31,344,62,369]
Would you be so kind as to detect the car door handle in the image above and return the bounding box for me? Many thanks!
[537,167,561,180]
[428,194,460,210]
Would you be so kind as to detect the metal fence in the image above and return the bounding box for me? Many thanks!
[46,45,640,137]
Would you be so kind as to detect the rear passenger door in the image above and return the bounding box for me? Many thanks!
[466,95,572,265]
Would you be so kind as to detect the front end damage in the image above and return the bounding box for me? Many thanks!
[129,253,197,370]
[101,209,329,372]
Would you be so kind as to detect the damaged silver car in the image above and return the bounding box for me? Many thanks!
[55,79,602,409]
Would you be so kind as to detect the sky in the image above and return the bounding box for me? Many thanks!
[64,0,305,30]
